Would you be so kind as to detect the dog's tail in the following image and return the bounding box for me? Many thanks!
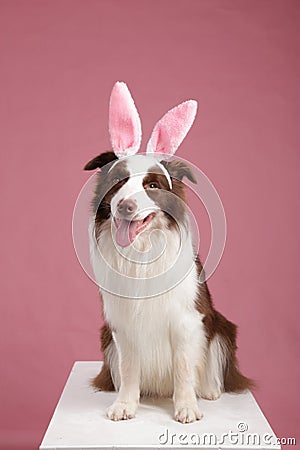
[91,363,115,392]
[224,360,256,392]
[210,311,256,393]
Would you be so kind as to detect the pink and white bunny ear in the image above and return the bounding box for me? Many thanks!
[146,100,197,159]
[109,82,142,158]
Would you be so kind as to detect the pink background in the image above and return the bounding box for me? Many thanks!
[0,1,299,449]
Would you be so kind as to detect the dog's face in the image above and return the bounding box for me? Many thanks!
[85,152,196,248]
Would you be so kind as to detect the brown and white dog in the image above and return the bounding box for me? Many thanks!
[84,82,252,423]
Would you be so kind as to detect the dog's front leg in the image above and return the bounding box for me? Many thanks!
[172,334,203,423]
[107,331,140,421]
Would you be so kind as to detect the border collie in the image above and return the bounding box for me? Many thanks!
[84,82,252,423]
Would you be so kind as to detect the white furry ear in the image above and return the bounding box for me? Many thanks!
[146,100,197,160]
[109,82,142,158]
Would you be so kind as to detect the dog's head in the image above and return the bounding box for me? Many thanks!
[84,82,197,248]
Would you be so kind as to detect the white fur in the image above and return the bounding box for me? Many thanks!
[198,334,226,400]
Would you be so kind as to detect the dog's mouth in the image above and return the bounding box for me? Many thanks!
[113,213,156,247]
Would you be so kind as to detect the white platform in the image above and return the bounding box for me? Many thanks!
[40,361,280,450]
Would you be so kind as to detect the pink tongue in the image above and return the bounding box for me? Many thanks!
[115,219,140,247]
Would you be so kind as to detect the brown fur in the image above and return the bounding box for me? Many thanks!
[84,151,117,171]
[194,257,254,392]
[85,153,130,238]
[144,167,189,231]
[91,323,114,391]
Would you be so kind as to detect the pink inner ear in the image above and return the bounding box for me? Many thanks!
[109,82,142,157]
[146,100,197,158]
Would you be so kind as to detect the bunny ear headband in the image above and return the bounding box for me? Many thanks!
[109,81,197,160]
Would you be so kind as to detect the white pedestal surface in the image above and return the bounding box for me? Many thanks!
[40,361,280,450]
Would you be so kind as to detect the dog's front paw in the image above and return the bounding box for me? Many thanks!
[174,403,203,424]
[107,400,137,421]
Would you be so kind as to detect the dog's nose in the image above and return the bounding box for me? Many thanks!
[117,199,137,217]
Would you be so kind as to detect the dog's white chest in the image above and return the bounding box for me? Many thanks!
[101,265,204,397]
[90,222,206,396]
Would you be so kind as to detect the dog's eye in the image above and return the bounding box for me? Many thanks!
[113,177,121,184]
[148,182,158,189]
